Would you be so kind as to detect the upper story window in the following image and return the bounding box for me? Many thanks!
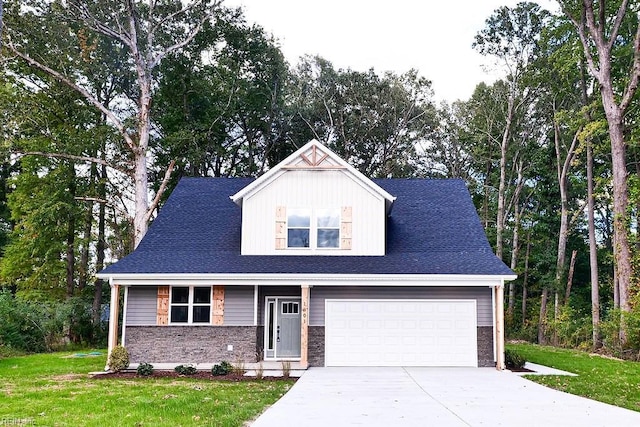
[287,209,311,248]
[170,286,211,324]
[286,208,340,249]
[317,208,340,248]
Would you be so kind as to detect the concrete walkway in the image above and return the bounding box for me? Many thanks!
[251,367,640,427]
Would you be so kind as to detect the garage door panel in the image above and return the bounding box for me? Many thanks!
[325,299,478,367]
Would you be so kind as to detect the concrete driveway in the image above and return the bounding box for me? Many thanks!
[251,367,640,426]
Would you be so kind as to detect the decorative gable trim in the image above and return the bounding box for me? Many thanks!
[230,140,396,211]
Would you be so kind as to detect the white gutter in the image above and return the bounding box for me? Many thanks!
[97,272,517,287]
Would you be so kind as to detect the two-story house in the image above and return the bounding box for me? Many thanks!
[98,140,515,370]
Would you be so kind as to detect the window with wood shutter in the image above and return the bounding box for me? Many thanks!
[341,206,352,249]
[167,286,214,324]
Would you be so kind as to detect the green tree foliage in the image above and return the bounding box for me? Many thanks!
[153,7,289,183]
[287,56,438,178]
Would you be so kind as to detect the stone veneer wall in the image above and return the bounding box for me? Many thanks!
[477,326,494,367]
[308,326,325,367]
[125,326,258,364]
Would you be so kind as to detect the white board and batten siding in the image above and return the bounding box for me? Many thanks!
[125,286,254,326]
[240,170,386,255]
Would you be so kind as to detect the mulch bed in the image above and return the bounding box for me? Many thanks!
[93,371,292,381]
[508,366,535,373]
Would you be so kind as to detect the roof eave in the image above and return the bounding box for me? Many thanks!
[96,272,517,286]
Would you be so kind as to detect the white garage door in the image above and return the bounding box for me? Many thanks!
[325,299,478,367]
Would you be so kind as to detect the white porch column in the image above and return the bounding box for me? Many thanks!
[105,282,120,370]
[495,283,505,370]
[300,284,310,368]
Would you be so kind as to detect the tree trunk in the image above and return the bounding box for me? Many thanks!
[78,197,93,292]
[507,203,520,325]
[92,164,107,326]
[65,166,76,299]
[522,230,531,327]
[538,287,548,344]
[553,120,576,302]
[495,98,514,261]
[565,250,577,305]
[587,140,601,349]
[553,291,559,346]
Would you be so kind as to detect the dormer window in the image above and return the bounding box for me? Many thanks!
[287,209,311,248]
[284,208,341,249]
[317,208,340,248]
[275,205,353,252]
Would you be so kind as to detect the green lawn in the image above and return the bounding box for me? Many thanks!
[507,342,640,412]
[0,351,293,426]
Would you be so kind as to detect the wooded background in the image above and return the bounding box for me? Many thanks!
[2,0,640,358]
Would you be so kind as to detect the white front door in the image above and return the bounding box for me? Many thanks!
[265,297,301,359]
[325,299,478,367]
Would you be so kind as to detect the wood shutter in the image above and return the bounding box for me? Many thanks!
[157,286,169,325]
[340,206,352,250]
[212,286,224,325]
[275,206,286,249]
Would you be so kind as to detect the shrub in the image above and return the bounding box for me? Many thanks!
[255,361,264,380]
[281,360,291,378]
[232,359,246,376]
[211,361,232,376]
[137,362,154,376]
[175,364,197,375]
[108,345,130,372]
[0,291,48,353]
[504,348,526,370]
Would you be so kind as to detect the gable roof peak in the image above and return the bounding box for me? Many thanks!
[230,139,396,207]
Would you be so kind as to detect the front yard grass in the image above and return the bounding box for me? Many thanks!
[0,351,293,426]
[507,342,640,412]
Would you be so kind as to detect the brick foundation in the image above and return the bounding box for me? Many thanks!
[125,326,258,364]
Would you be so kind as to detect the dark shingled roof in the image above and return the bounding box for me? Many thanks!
[100,177,513,276]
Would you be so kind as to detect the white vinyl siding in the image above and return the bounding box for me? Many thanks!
[241,170,385,255]
[310,286,492,327]
[125,286,157,325]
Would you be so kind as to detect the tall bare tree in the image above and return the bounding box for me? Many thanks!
[4,0,222,246]
[473,2,550,260]
[560,1,640,338]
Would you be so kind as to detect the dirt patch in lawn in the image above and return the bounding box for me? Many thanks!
[92,370,294,382]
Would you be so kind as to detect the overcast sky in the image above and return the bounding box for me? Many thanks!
[225,0,558,103]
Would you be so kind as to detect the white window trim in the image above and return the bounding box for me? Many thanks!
[286,208,341,250]
[169,285,212,325]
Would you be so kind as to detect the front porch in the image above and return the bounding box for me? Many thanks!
[107,283,313,370]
